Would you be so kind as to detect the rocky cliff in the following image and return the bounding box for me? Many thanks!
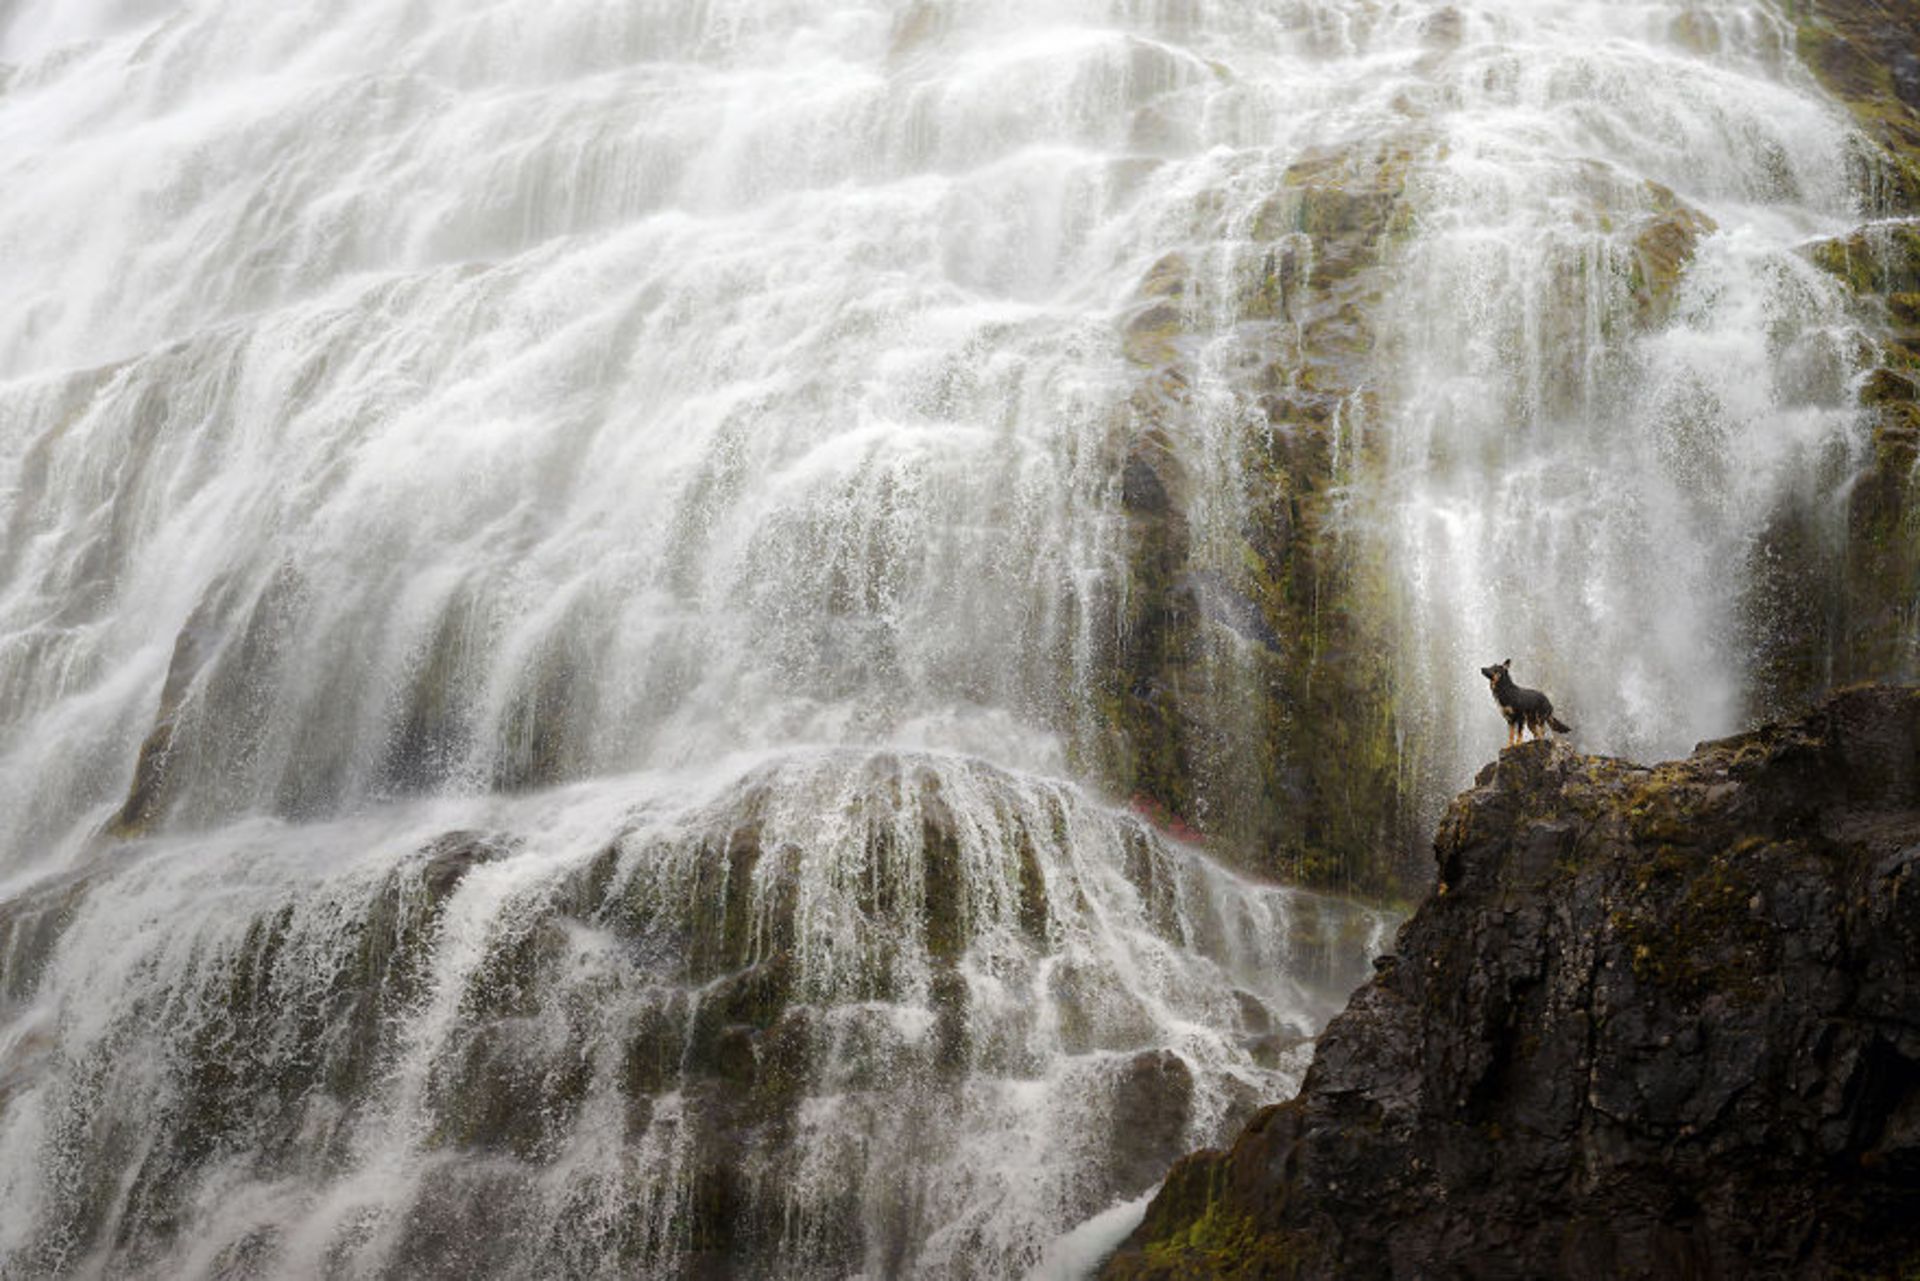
[1799,0,1920,701]
[1104,685,1920,1279]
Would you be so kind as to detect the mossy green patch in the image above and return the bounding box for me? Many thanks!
[1091,135,1418,897]
[1136,1200,1314,1280]
[1628,182,1716,327]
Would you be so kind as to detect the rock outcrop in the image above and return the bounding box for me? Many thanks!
[1795,0,1920,211]
[1798,0,1920,695]
[1105,685,1920,1279]
[1100,140,1416,896]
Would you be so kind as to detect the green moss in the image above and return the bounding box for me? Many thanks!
[1863,367,1920,407]
[1624,771,1709,847]
[1138,1200,1313,1279]
[1111,1138,1328,1281]
[1628,183,1716,327]
[1092,139,1417,896]
[1793,5,1920,213]
[1812,224,1920,297]
[1608,805,1781,1003]
[1123,302,1187,367]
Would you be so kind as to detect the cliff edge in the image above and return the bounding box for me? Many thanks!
[1104,686,1920,1279]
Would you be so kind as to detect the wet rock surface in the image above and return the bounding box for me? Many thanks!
[1796,0,1920,697]
[1105,685,1920,1279]
[1796,0,1920,208]
[1100,139,1415,896]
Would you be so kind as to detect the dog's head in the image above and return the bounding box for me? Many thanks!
[1480,659,1511,690]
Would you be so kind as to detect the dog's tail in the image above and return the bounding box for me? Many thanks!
[1548,716,1572,734]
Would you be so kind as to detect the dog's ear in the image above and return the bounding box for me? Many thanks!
[1502,658,1511,669]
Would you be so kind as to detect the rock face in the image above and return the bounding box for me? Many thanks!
[1105,685,1920,1279]
[1796,0,1920,209]
[1100,141,1415,896]
[1797,0,1920,697]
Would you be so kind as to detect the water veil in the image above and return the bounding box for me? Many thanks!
[0,0,1897,1275]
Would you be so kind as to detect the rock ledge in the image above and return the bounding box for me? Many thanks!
[1105,686,1920,1279]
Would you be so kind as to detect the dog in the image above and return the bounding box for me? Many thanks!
[1480,659,1572,747]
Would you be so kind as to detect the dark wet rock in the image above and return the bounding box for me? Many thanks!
[380,588,484,795]
[1795,2,1920,701]
[1106,1050,1196,1196]
[0,863,96,1008]
[1097,140,1417,896]
[1804,220,1920,690]
[1105,686,1920,1280]
[390,1165,540,1280]
[1244,1029,1310,1071]
[108,580,235,835]
[1180,571,1285,654]
[419,830,509,902]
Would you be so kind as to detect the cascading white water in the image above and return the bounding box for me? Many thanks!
[0,0,1896,1276]
[0,751,1385,1277]
[1368,1,1877,810]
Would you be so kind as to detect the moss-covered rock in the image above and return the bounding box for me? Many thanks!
[1805,220,1920,687]
[1793,0,1920,213]
[1797,1,1920,698]
[1105,685,1920,1280]
[1629,182,1717,327]
[93,832,511,1260]
[1096,141,1419,896]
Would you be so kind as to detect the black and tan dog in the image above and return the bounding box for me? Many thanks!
[1481,659,1571,747]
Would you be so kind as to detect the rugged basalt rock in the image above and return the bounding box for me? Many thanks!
[1795,0,1920,695]
[1100,140,1415,897]
[1804,221,1920,692]
[1105,685,1920,1280]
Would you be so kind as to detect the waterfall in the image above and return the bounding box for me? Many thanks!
[0,0,1895,1275]
[1369,1,1875,824]
[0,753,1382,1276]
